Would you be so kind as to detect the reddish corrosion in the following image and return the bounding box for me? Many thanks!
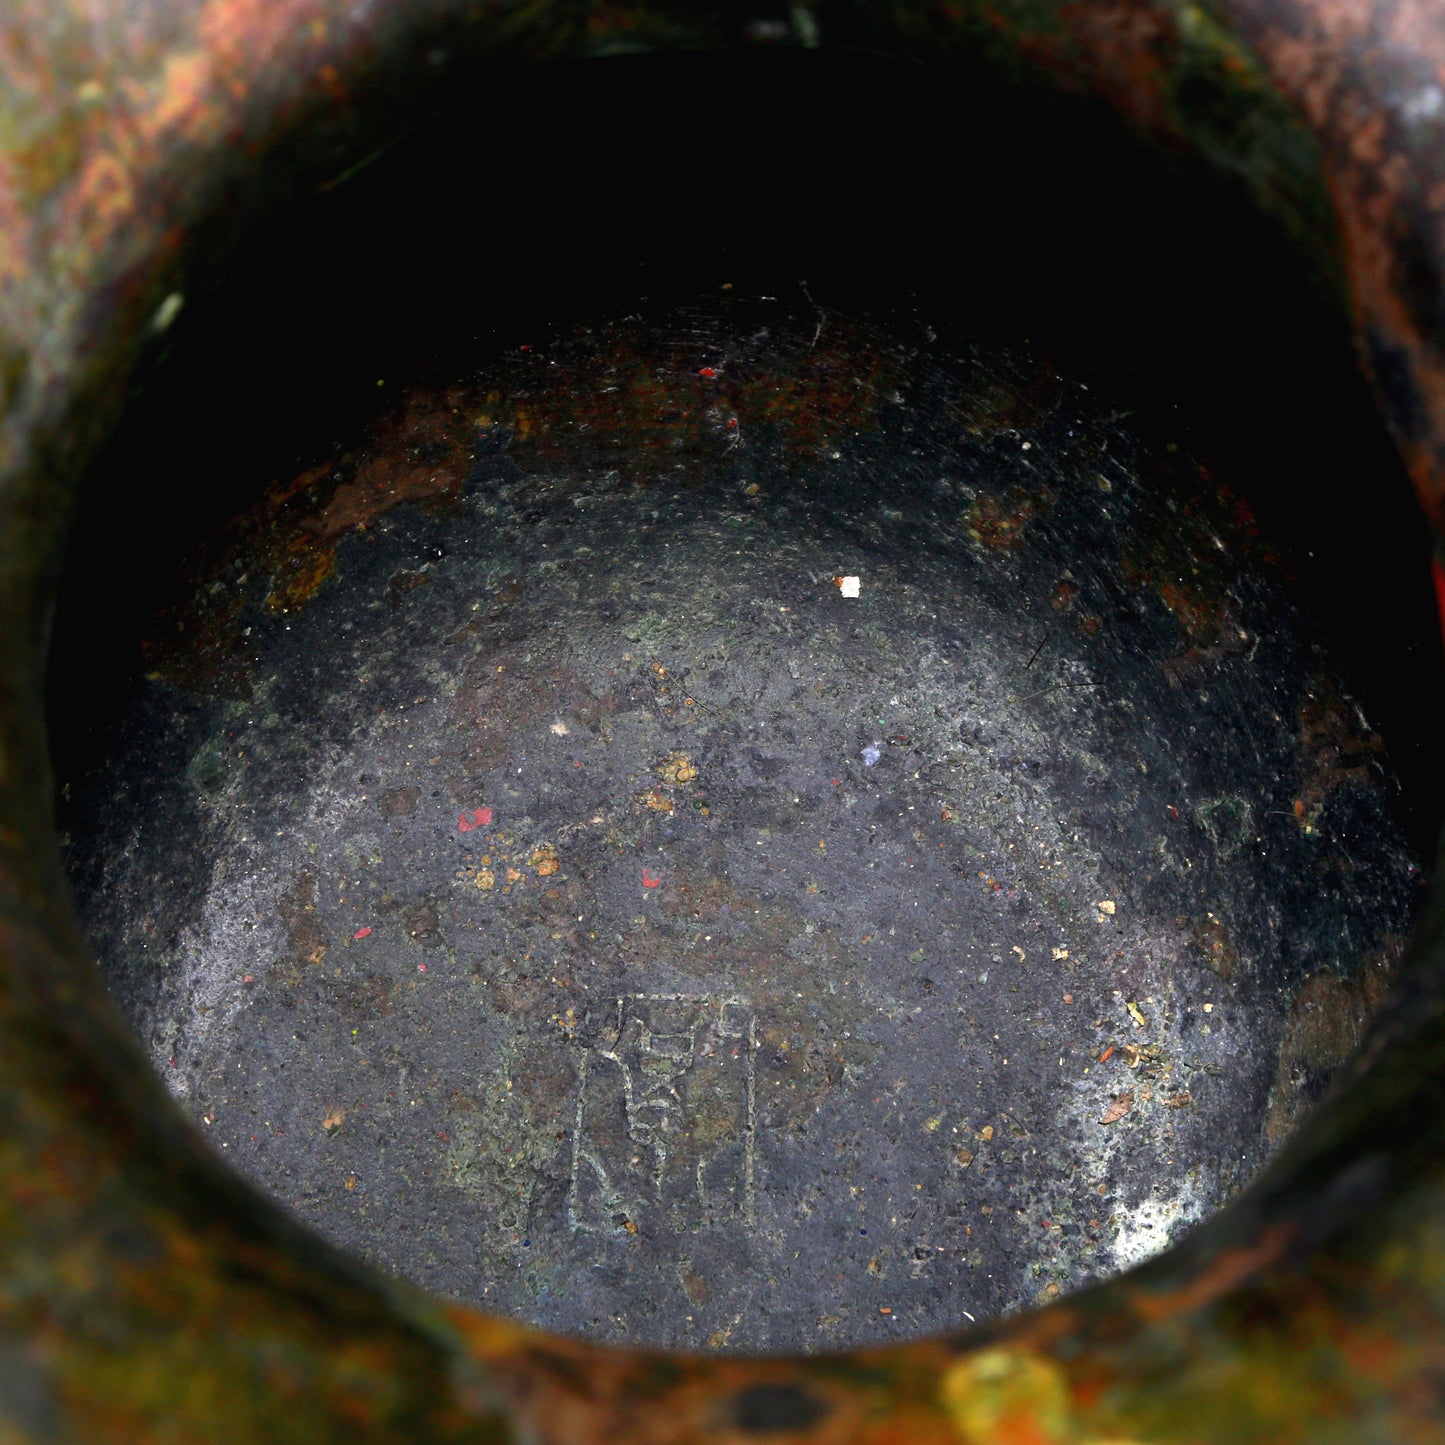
[1128,1222,1298,1324]
[1225,0,1445,531]
[1433,554,1445,643]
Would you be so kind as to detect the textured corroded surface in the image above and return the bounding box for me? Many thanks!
[1229,0,1445,536]
[62,298,1420,1352]
[3,0,1445,1441]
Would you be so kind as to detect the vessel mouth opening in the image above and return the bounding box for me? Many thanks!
[45,46,1444,1354]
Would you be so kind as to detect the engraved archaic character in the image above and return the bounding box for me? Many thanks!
[567,994,757,1234]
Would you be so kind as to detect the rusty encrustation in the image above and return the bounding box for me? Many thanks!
[1219,0,1445,535]
[3,0,1445,1442]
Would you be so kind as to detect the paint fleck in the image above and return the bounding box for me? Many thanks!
[459,806,493,831]
[642,869,662,888]
[1100,1090,1135,1125]
[658,752,698,785]
[353,926,372,940]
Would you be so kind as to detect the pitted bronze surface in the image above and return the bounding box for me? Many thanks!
[60,296,1419,1354]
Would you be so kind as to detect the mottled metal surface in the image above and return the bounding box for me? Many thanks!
[3,0,1445,1441]
[60,295,1418,1353]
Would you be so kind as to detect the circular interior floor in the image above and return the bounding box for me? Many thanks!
[58,294,1420,1352]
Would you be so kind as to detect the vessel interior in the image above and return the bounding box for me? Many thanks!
[45,49,1445,1353]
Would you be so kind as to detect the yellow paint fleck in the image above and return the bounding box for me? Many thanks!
[658,752,698,785]
[941,1348,1071,1444]
[1126,1000,1147,1028]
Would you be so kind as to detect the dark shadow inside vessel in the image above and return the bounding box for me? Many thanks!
[51,50,1445,854]
[44,49,1445,1350]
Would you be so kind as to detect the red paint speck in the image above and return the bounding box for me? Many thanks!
[698,366,717,378]
[243,974,254,984]
[458,806,493,831]
[353,926,372,940]
[642,869,662,888]
[1434,555,1445,645]
[418,963,427,973]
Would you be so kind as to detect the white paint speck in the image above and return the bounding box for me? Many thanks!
[150,291,185,334]
[1111,1184,1208,1269]
[1403,84,1445,122]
